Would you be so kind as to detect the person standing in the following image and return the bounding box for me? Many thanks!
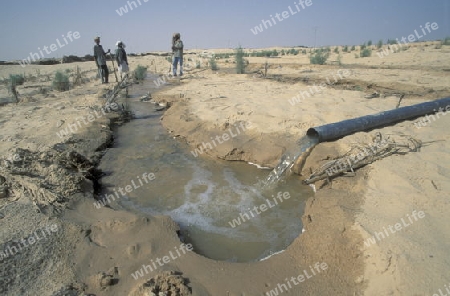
[172,33,184,76]
[115,41,128,79]
[93,37,110,83]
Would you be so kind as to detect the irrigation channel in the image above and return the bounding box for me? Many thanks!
[98,75,315,262]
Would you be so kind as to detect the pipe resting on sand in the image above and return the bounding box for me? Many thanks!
[306,97,450,142]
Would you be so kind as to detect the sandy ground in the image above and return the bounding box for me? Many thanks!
[0,41,449,295]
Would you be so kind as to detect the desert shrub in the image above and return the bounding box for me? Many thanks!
[310,50,329,65]
[442,37,450,46]
[334,47,339,53]
[337,54,343,66]
[235,46,246,74]
[360,48,372,57]
[302,49,307,54]
[367,40,372,46]
[165,57,172,63]
[343,45,349,52]
[377,40,383,49]
[196,60,201,69]
[360,43,367,50]
[280,49,285,56]
[133,65,147,81]
[387,39,397,45]
[52,71,70,91]
[209,56,218,70]
[9,74,25,86]
[351,45,356,51]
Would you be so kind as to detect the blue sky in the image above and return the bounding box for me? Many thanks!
[0,0,449,61]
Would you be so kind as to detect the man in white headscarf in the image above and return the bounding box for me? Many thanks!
[115,41,128,79]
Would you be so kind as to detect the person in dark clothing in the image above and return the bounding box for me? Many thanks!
[172,33,184,76]
[93,37,110,83]
[115,41,128,79]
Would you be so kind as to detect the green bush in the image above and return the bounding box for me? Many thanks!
[360,43,367,50]
[377,40,383,49]
[52,71,70,91]
[442,37,450,46]
[360,48,372,58]
[133,65,147,81]
[196,60,201,69]
[351,45,356,51]
[343,45,349,52]
[310,50,330,65]
[387,39,397,45]
[302,49,307,54]
[235,46,246,74]
[9,74,25,86]
[367,40,372,46]
[209,56,218,71]
[334,47,339,53]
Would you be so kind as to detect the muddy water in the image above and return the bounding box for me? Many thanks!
[98,77,314,262]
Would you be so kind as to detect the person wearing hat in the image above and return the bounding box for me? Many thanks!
[172,33,184,76]
[93,37,110,83]
[115,41,128,79]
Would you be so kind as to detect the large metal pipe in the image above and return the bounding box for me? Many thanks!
[307,97,450,142]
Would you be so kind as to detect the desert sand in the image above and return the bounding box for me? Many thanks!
[0,41,449,295]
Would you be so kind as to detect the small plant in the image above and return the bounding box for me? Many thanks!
[165,57,172,63]
[52,71,70,91]
[387,39,397,45]
[310,50,330,65]
[441,37,450,46]
[377,40,383,49]
[195,60,201,69]
[9,74,25,86]
[360,48,372,58]
[302,49,307,54]
[281,49,285,56]
[235,46,246,74]
[343,45,349,52]
[133,65,147,81]
[351,45,356,51]
[337,54,343,66]
[209,56,218,71]
[360,43,367,50]
[367,40,372,46]
[334,47,339,53]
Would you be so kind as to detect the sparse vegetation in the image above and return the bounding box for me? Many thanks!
[367,40,372,46]
[377,40,383,49]
[196,60,201,69]
[343,45,349,52]
[360,48,372,58]
[334,47,339,53]
[442,37,450,46]
[351,45,356,51]
[235,46,246,74]
[387,39,398,45]
[310,49,330,65]
[9,74,25,86]
[360,43,367,50]
[209,56,218,71]
[133,65,147,81]
[52,71,70,91]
